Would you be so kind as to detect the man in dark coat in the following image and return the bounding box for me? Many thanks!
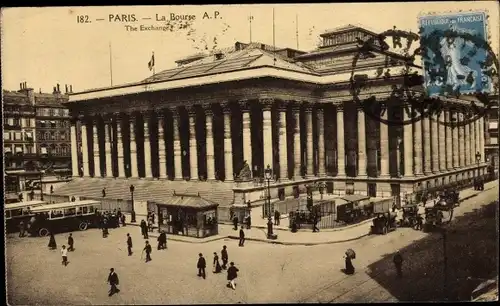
[312,214,319,232]
[221,245,229,269]
[126,233,133,256]
[67,233,74,251]
[120,214,126,227]
[274,210,281,226]
[238,227,245,247]
[140,220,148,239]
[197,253,206,279]
[102,187,106,198]
[226,262,239,290]
[393,250,404,278]
[232,215,239,230]
[107,268,120,296]
[246,215,251,229]
[143,240,152,262]
[19,221,26,238]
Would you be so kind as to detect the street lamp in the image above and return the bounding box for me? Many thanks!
[39,170,45,201]
[129,184,136,223]
[396,135,402,177]
[316,181,327,200]
[264,164,274,239]
[475,151,481,177]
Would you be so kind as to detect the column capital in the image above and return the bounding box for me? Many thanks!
[259,98,274,111]
[238,100,251,111]
[276,101,288,112]
[316,107,324,114]
[186,105,197,115]
[202,103,214,116]
[170,107,181,118]
[335,103,345,112]
[303,103,313,112]
[291,102,302,112]
[221,101,232,114]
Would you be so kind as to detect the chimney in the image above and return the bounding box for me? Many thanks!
[65,84,68,93]
[56,83,60,93]
[20,82,23,90]
[70,85,73,93]
[53,86,57,94]
[39,88,42,94]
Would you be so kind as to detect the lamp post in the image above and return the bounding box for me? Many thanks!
[39,170,45,201]
[316,181,326,200]
[396,135,402,178]
[264,164,274,239]
[475,151,481,177]
[129,184,136,223]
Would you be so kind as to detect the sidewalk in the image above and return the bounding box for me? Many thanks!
[122,181,498,246]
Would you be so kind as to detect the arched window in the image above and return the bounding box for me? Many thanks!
[45,132,50,140]
[55,146,61,155]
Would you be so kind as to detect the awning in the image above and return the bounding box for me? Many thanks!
[15,147,23,153]
[50,121,56,124]
[5,147,12,153]
[40,120,46,123]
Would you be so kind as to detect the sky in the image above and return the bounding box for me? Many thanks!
[1,2,499,93]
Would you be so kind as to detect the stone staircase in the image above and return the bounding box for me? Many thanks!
[53,178,235,206]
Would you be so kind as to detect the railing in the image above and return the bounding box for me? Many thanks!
[32,193,70,203]
[80,196,133,212]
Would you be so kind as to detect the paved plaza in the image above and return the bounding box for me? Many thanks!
[6,182,499,304]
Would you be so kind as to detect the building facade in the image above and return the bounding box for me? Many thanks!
[3,83,77,192]
[484,94,499,174]
[64,25,490,216]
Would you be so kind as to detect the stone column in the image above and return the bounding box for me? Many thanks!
[337,104,346,176]
[458,113,465,167]
[187,107,199,181]
[104,119,113,177]
[465,121,471,166]
[470,120,476,164]
[222,103,234,181]
[403,108,414,177]
[278,103,289,181]
[438,112,446,172]
[475,118,480,160]
[292,104,302,179]
[129,115,139,178]
[203,105,216,181]
[239,101,252,175]
[431,114,439,173]
[479,117,485,162]
[380,107,390,177]
[262,99,273,172]
[92,119,102,178]
[172,108,183,180]
[357,107,367,177]
[452,111,459,169]
[445,110,453,170]
[115,114,126,178]
[142,113,153,179]
[305,105,314,177]
[317,107,326,177]
[156,111,167,179]
[70,119,79,177]
[81,119,90,177]
[413,111,423,176]
[423,115,432,174]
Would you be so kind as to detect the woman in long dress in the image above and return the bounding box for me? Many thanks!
[48,232,57,250]
[213,252,222,273]
[345,255,355,275]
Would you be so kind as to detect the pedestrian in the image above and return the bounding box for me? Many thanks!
[126,233,133,256]
[274,210,281,226]
[312,214,319,232]
[61,245,68,266]
[48,232,57,250]
[71,196,76,202]
[393,250,404,278]
[213,252,222,274]
[415,214,423,231]
[29,189,35,201]
[226,262,239,290]
[197,253,206,279]
[238,227,245,247]
[159,231,167,250]
[50,185,54,194]
[151,212,155,225]
[232,215,239,230]
[221,245,229,270]
[102,187,106,198]
[157,233,162,250]
[117,208,122,219]
[19,221,26,237]
[107,268,120,297]
[143,240,152,262]
[246,214,251,229]
[121,214,126,227]
[18,193,23,202]
[102,218,109,238]
[140,220,148,239]
[67,233,74,251]
[344,254,354,275]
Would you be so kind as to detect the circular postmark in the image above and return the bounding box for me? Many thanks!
[349,23,499,128]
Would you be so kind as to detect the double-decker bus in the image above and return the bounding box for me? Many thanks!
[28,200,101,237]
[5,200,47,233]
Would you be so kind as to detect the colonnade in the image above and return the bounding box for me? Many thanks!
[70,100,486,182]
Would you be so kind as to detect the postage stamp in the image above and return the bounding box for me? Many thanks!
[418,11,491,97]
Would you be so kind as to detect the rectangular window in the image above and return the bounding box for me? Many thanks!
[489,122,498,129]
[15,132,21,140]
[3,133,9,140]
[490,137,498,145]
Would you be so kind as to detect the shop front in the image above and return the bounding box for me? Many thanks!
[149,194,219,239]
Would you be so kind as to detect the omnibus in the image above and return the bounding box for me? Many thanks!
[5,200,47,233]
[28,200,101,237]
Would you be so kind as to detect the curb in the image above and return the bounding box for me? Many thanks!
[226,233,370,246]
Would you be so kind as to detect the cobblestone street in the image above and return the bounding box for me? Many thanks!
[6,183,498,304]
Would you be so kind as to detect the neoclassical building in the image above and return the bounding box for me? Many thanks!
[60,25,488,219]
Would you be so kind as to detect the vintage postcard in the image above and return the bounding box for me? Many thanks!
[2,2,499,305]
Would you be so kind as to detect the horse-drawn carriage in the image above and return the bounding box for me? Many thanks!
[370,212,398,235]
[398,204,420,228]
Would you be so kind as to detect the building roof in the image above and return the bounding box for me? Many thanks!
[149,194,218,209]
[3,90,68,106]
[320,23,379,37]
[5,200,46,210]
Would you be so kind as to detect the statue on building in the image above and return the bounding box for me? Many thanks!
[235,161,252,182]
